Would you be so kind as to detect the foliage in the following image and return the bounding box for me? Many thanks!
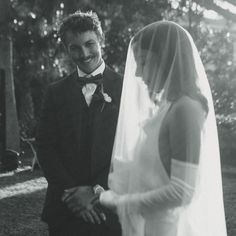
[9,0,236,163]
[10,0,170,135]
[195,23,236,163]
[197,27,236,117]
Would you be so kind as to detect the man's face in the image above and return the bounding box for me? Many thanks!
[64,30,103,74]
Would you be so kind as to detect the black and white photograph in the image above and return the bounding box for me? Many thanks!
[0,0,235,235]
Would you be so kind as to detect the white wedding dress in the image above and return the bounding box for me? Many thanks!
[100,21,227,236]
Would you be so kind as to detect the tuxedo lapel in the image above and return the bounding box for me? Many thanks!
[103,66,116,98]
[90,67,117,129]
[64,72,87,144]
[90,66,122,184]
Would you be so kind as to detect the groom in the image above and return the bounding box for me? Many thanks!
[37,10,122,235]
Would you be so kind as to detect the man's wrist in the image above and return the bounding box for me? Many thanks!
[93,184,105,195]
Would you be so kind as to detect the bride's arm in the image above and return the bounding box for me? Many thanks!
[100,97,205,214]
[100,159,198,214]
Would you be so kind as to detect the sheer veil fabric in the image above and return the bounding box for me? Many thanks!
[104,21,227,236]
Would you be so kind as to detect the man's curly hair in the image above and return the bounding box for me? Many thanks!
[58,10,104,45]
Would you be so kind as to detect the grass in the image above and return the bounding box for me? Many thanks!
[222,166,236,236]
[0,156,236,236]
[0,166,48,236]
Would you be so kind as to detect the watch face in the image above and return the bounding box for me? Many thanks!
[93,184,104,194]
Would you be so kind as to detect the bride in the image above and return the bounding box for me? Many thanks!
[99,21,227,236]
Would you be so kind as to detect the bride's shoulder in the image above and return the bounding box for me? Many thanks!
[173,95,202,108]
[169,95,205,122]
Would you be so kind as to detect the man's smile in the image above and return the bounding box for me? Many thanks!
[80,57,93,63]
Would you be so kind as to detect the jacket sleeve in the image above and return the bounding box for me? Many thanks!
[36,86,76,189]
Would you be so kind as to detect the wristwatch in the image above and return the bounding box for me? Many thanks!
[93,184,105,195]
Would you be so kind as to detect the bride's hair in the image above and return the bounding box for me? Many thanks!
[131,21,209,114]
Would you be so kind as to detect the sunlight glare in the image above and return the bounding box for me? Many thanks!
[0,177,47,200]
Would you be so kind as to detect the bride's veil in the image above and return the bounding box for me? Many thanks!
[108,21,227,236]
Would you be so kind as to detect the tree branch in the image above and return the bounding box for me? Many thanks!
[193,0,236,21]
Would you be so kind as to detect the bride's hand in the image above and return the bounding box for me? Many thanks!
[99,190,119,213]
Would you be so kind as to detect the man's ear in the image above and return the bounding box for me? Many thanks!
[99,33,105,48]
[100,38,106,57]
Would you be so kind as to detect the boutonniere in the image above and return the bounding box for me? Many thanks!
[103,93,112,103]
[101,92,112,112]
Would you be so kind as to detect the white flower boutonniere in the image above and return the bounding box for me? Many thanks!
[101,92,112,112]
[103,93,112,103]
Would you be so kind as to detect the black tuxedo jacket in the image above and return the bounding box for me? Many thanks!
[36,66,122,234]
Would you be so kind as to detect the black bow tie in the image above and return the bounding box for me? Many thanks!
[78,73,103,86]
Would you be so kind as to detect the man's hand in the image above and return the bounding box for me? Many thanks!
[75,195,106,224]
[62,186,93,211]
[61,186,106,224]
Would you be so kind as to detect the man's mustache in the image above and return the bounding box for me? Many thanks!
[78,56,93,62]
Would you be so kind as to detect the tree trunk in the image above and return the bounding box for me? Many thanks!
[0,0,20,170]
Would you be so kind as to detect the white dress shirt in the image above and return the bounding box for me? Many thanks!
[77,60,105,106]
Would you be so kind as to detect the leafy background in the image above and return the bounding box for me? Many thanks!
[9,0,236,165]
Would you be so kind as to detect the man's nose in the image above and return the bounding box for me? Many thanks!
[80,47,90,58]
